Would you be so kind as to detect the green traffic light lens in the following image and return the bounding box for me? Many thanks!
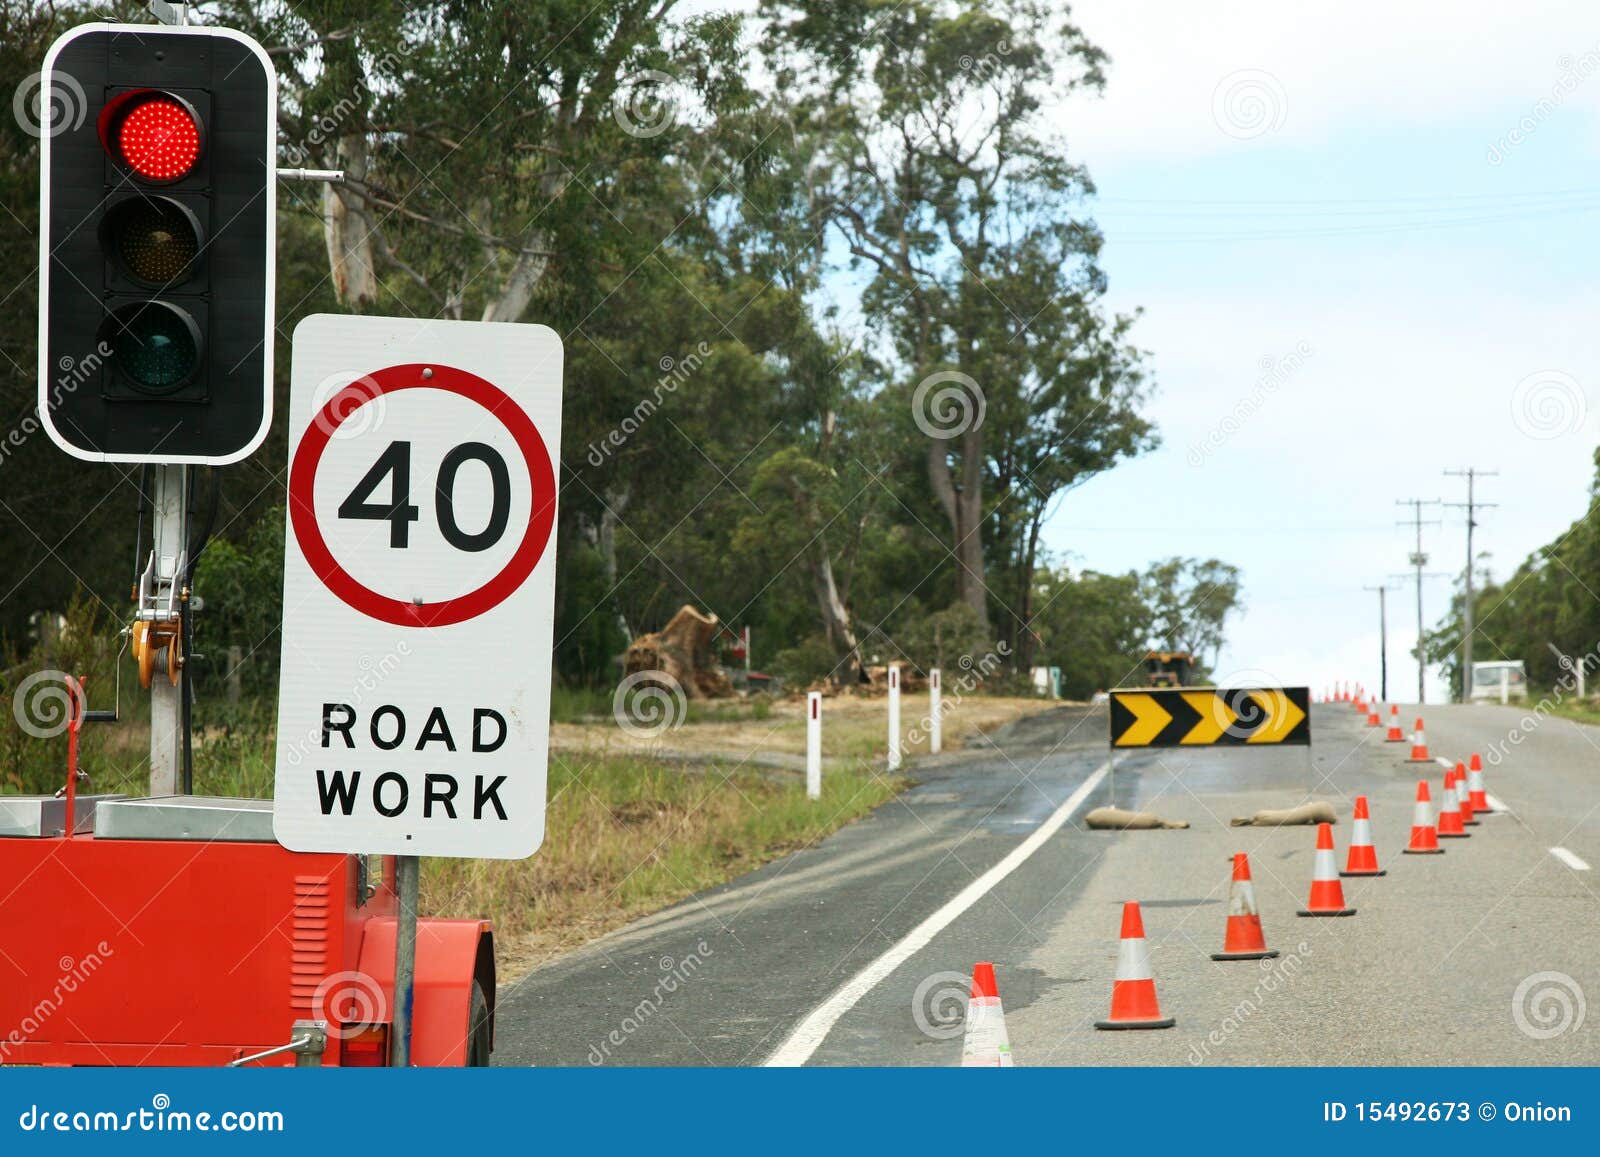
[102,303,201,395]
[103,197,200,285]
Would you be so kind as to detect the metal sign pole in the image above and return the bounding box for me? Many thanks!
[391,854,419,1066]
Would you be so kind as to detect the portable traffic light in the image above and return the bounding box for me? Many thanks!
[38,23,276,464]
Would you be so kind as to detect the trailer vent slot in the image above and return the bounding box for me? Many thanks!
[290,876,333,1011]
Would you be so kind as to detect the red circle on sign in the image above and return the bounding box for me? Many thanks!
[289,363,556,628]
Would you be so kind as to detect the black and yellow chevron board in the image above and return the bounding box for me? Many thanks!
[1108,687,1310,748]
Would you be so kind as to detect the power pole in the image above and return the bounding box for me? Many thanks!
[1396,499,1443,704]
[1444,468,1497,703]
[1362,584,1396,701]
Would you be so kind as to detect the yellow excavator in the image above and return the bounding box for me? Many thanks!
[1142,651,1195,688]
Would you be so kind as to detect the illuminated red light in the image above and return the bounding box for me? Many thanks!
[118,98,200,182]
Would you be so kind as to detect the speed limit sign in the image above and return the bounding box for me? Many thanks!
[272,315,562,859]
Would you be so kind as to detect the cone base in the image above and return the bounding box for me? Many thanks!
[1463,819,1481,826]
[1297,907,1357,916]
[1339,868,1387,877]
[1094,1016,1176,1030]
[1437,832,1471,839]
[1402,847,1445,854]
[1384,736,1405,743]
[1405,757,1434,763]
[1211,948,1279,961]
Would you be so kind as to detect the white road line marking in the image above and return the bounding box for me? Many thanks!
[762,759,1112,1067]
[1550,846,1591,871]
[1434,756,1454,768]
[1484,793,1511,815]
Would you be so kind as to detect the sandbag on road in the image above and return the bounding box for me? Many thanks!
[1228,801,1337,827]
[1083,806,1190,830]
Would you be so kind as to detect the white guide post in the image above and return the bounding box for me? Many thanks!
[806,691,822,801]
[929,668,942,754]
[886,665,902,772]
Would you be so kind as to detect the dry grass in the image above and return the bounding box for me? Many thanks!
[550,691,1052,766]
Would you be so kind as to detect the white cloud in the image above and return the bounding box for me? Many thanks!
[1056,0,1600,160]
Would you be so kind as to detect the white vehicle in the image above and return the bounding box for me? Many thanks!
[1469,660,1528,703]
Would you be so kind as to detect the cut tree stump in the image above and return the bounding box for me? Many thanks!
[623,604,735,700]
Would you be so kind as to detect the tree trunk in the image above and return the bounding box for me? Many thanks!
[810,549,863,686]
[1014,508,1044,672]
[929,423,990,633]
[322,133,379,309]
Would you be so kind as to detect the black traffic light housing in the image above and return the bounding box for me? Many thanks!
[38,23,275,464]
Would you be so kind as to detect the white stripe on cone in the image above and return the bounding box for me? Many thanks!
[1350,816,1374,848]
[1312,844,1339,882]
[961,995,1014,1067]
[1115,932,1155,981]
[1412,795,1433,827]
[1229,878,1260,917]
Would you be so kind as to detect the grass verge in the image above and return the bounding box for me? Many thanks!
[421,751,904,978]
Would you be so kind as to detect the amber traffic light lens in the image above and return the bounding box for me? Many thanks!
[103,197,201,285]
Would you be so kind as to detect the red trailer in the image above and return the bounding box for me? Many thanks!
[0,725,494,1067]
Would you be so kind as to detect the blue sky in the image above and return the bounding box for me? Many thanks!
[1035,0,1600,701]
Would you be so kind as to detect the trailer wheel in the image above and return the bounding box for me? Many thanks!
[467,980,492,1066]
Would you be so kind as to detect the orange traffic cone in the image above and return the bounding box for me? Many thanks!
[1366,700,1381,727]
[1298,823,1357,916]
[1384,704,1405,743]
[1403,780,1445,854]
[1455,762,1479,826]
[1212,853,1279,961]
[1095,902,1176,1030]
[960,962,1014,1066]
[1406,717,1433,762]
[1437,770,1470,838]
[1353,687,1367,713]
[1466,753,1495,814]
[1341,795,1386,877]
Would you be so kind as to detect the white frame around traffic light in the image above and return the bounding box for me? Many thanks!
[36,22,277,466]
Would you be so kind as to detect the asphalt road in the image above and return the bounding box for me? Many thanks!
[494,701,1599,1066]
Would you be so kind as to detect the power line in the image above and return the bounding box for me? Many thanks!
[1445,468,1498,704]
[1396,499,1443,705]
[1362,583,1401,702]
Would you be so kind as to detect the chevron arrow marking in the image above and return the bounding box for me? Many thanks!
[1115,693,1173,747]
[1246,689,1306,744]
[1179,691,1236,744]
